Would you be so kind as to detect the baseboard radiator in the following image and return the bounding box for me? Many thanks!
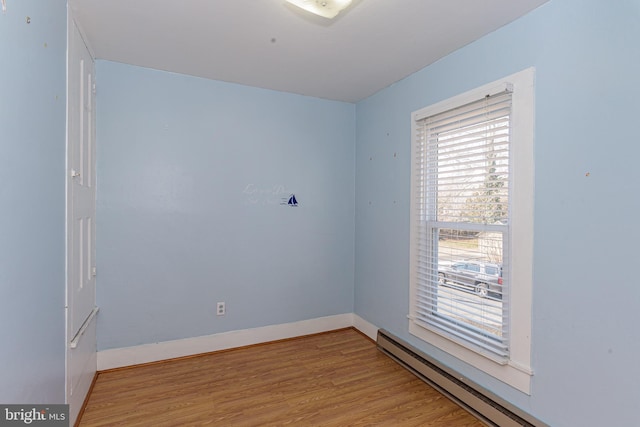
[376,329,547,427]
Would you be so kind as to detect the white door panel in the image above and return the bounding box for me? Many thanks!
[66,15,97,426]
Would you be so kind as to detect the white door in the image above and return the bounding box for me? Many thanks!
[66,16,97,426]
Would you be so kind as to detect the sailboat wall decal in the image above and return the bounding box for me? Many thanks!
[287,194,298,206]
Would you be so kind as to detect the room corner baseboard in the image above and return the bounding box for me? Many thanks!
[352,314,378,341]
[98,313,376,371]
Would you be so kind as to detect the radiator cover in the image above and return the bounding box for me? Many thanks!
[376,329,547,427]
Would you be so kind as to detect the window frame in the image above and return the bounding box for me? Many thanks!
[409,68,535,394]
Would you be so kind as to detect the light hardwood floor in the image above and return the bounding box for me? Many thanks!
[79,328,483,426]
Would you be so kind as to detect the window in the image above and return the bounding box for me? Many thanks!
[409,68,534,394]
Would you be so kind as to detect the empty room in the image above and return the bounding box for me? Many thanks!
[1,0,639,426]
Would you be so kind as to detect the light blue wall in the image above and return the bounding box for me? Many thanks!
[96,61,355,350]
[354,1,640,426]
[0,0,67,403]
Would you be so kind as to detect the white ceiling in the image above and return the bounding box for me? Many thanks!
[69,0,548,103]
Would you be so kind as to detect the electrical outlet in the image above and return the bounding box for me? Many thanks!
[216,302,225,316]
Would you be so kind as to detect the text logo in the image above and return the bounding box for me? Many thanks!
[1,405,68,426]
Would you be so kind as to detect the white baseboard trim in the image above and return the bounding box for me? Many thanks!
[352,314,378,341]
[97,313,379,371]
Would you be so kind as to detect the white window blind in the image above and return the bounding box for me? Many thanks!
[413,89,513,362]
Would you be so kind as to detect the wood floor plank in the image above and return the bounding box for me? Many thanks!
[79,328,484,426]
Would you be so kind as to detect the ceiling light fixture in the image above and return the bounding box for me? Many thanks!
[285,0,353,19]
